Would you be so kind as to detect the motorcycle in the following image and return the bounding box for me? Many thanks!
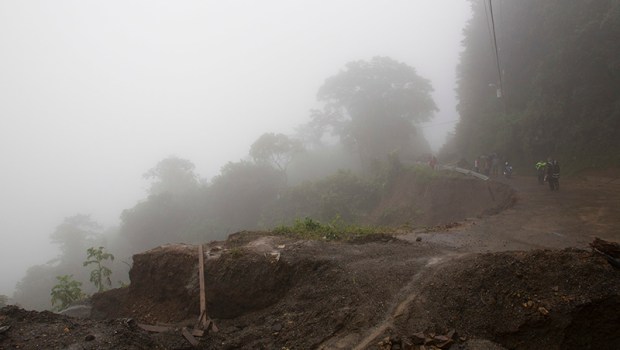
[503,163,513,178]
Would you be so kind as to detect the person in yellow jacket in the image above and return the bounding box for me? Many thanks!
[535,160,547,185]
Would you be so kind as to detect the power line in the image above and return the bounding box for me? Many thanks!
[488,0,504,99]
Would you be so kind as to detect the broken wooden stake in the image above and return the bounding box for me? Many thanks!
[198,244,207,328]
[182,327,200,347]
[197,243,218,332]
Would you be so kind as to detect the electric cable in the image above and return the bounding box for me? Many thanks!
[488,0,504,98]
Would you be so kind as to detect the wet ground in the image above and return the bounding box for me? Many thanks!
[406,175,620,252]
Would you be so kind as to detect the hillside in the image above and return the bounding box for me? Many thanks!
[2,173,620,349]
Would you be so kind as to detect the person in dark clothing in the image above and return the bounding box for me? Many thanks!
[547,160,560,191]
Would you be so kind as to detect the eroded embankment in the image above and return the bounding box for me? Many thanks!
[90,233,441,349]
[382,249,620,350]
[369,173,514,226]
[89,230,620,350]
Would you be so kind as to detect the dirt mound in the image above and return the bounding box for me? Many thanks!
[370,174,515,226]
[0,305,162,350]
[88,232,441,349]
[92,238,304,323]
[4,232,620,349]
[391,249,620,350]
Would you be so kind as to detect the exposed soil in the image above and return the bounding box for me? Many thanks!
[2,173,620,350]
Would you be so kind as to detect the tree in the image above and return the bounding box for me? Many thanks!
[249,133,304,172]
[50,275,84,311]
[208,160,284,230]
[83,246,115,293]
[0,294,8,307]
[120,189,214,250]
[50,214,101,264]
[312,56,437,167]
[144,156,200,196]
[451,0,620,170]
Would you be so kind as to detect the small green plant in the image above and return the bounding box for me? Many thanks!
[50,275,84,311]
[83,246,115,293]
[226,247,245,258]
[273,216,390,241]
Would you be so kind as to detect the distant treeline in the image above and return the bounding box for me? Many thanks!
[442,0,620,172]
[12,56,437,310]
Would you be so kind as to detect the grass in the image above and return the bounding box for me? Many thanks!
[272,216,393,241]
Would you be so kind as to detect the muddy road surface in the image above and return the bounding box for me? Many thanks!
[408,175,620,252]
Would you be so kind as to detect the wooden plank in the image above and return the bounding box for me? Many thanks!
[137,324,173,333]
[198,244,208,328]
[191,328,205,337]
[182,327,200,347]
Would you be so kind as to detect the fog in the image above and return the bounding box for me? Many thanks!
[0,1,471,297]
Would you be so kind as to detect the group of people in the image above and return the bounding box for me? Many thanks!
[536,158,561,191]
[473,154,502,176]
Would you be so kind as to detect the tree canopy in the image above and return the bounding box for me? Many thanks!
[447,0,620,171]
[50,214,101,264]
[143,156,199,196]
[312,56,437,167]
[249,133,303,172]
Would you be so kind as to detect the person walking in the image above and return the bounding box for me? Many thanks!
[536,160,547,185]
[547,159,560,191]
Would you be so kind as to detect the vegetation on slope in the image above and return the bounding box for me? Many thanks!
[443,0,620,172]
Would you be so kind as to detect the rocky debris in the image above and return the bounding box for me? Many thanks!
[0,305,164,350]
[378,330,461,349]
[4,231,620,349]
[590,237,620,268]
[59,304,93,318]
[590,238,620,257]
[376,332,508,350]
[393,249,620,350]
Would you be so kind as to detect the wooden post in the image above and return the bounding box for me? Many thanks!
[198,244,208,328]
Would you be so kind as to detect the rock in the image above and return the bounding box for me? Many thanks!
[537,307,549,316]
[402,339,414,350]
[271,323,283,332]
[59,305,92,319]
[435,335,454,348]
[411,332,426,345]
[446,329,457,340]
[84,334,95,341]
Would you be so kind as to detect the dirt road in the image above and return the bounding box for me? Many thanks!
[3,173,620,350]
[407,174,620,252]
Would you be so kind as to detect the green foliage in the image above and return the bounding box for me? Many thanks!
[266,170,380,226]
[272,216,389,241]
[209,160,285,230]
[50,275,84,311]
[83,246,115,293]
[144,156,200,196]
[120,190,216,249]
[451,0,620,171]
[228,247,245,259]
[250,133,304,172]
[410,164,440,185]
[50,214,101,264]
[0,294,8,307]
[312,56,436,168]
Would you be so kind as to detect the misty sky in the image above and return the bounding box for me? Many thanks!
[0,0,471,296]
